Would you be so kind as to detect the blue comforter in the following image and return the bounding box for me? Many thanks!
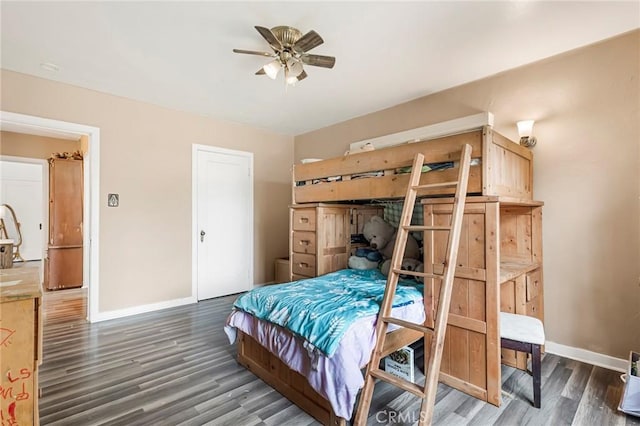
[232,269,423,357]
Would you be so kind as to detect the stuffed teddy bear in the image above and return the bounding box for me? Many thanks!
[363,216,420,260]
[380,258,424,281]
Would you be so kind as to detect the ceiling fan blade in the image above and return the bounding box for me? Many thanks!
[255,68,266,75]
[233,49,274,57]
[297,70,308,82]
[301,54,336,69]
[254,26,282,51]
[293,30,323,53]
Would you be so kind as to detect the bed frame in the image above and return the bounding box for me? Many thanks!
[237,328,422,425]
[292,126,533,204]
[236,126,536,424]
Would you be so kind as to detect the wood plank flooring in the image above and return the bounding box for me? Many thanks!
[39,295,640,425]
[43,287,87,324]
[11,259,88,325]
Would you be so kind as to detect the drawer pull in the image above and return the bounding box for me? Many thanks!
[300,217,309,223]
[299,262,309,268]
[299,240,310,245]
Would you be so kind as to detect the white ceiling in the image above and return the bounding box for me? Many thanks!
[1,2,638,136]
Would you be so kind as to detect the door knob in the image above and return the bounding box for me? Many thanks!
[200,230,206,242]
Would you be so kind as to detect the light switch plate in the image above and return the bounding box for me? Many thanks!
[108,193,119,207]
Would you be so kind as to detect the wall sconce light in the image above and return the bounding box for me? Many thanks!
[517,120,537,148]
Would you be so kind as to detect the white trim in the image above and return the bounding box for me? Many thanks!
[545,341,627,373]
[349,112,494,151]
[0,155,48,282]
[82,148,89,291]
[0,155,47,166]
[1,121,81,141]
[92,296,197,322]
[191,145,199,301]
[0,111,100,322]
[192,144,254,300]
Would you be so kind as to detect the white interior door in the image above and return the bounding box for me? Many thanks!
[195,146,253,300]
[0,160,44,261]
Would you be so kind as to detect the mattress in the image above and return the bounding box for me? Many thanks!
[225,269,426,419]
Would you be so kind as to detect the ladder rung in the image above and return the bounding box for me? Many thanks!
[412,181,458,190]
[370,369,425,398]
[402,225,451,232]
[382,316,434,335]
[392,268,443,280]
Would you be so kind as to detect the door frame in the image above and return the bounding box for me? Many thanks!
[0,156,48,273]
[191,144,254,300]
[0,111,100,322]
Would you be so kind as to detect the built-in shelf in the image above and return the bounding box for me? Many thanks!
[499,261,540,283]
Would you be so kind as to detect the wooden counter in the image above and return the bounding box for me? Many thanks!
[1,267,42,426]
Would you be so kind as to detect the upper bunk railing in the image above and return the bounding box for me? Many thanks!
[293,129,484,204]
[292,126,534,204]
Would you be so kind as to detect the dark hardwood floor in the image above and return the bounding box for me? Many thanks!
[39,295,640,425]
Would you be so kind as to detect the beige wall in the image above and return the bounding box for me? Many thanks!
[295,30,640,359]
[1,70,293,313]
[0,131,80,159]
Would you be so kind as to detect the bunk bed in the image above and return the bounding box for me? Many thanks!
[225,126,543,425]
[225,268,426,423]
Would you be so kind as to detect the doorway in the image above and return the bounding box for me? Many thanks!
[0,159,45,262]
[0,111,100,321]
[193,145,253,300]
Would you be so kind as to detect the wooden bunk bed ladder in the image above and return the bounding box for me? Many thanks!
[353,144,473,426]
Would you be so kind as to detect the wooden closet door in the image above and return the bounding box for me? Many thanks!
[49,159,83,246]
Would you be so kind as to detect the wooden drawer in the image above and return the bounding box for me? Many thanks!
[292,253,316,277]
[292,209,316,231]
[292,231,316,254]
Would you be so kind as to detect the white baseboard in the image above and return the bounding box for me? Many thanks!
[545,341,627,373]
[91,296,197,322]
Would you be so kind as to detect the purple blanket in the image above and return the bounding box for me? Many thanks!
[225,303,425,420]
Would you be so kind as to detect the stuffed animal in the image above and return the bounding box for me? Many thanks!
[363,216,420,260]
[348,256,380,270]
[380,258,424,281]
[348,247,382,270]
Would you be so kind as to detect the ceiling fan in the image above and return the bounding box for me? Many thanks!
[233,26,336,86]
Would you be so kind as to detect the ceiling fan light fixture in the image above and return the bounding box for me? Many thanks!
[263,60,281,79]
[286,74,298,86]
[286,58,304,78]
[234,25,335,86]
